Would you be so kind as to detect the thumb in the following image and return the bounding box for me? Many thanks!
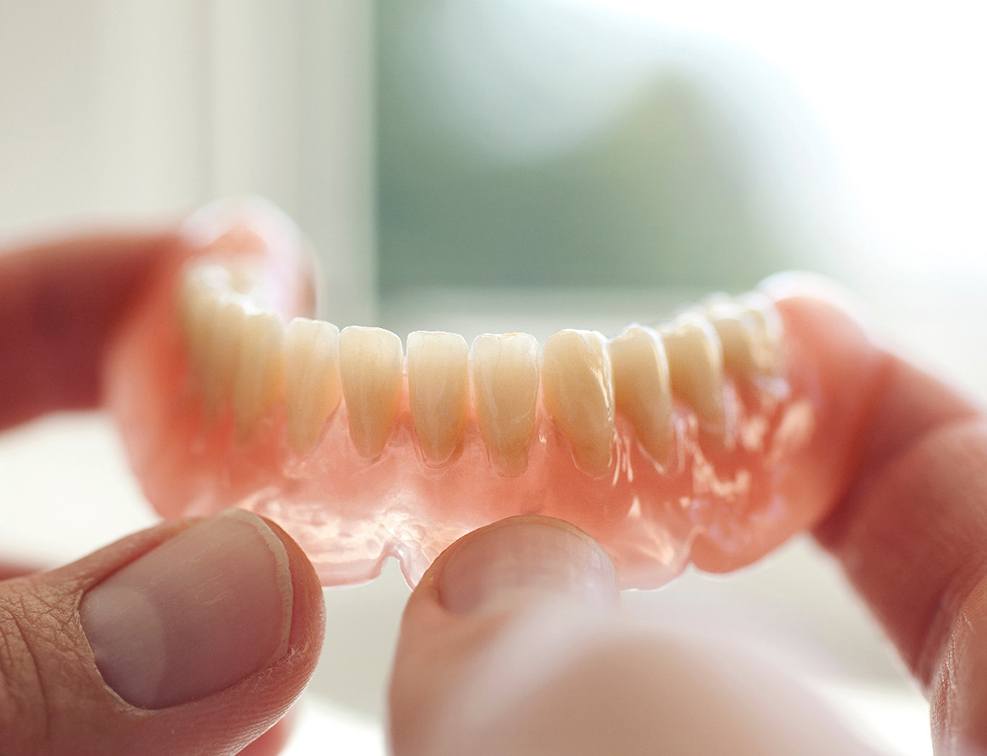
[0,510,324,755]
[389,516,871,756]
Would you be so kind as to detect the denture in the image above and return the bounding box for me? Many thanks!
[106,201,882,588]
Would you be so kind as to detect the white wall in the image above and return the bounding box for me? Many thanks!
[0,0,375,322]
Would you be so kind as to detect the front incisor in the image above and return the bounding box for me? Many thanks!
[283,318,342,453]
[407,331,469,465]
[339,326,404,459]
[233,311,285,437]
[542,329,615,477]
[661,315,725,429]
[471,333,540,476]
[609,325,673,464]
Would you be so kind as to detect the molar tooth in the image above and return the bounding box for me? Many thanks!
[542,329,615,477]
[609,325,673,464]
[283,318,342,453]
[339,326,404,459]
[471,333,540,477]
[233,311,284,437]
[407,331,469,465]
[660,315,725,429]
[201,294,250,417]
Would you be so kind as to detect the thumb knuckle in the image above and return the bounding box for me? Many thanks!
[0,578,85,751]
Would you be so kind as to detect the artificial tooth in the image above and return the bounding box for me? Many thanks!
[339,326,404,459]
[608,325,673,464]
[660,315,725,429]
[542,329,615,477]
[705,295,782,378]
[179,265,229,378]
[180,277,211,376]
[201,295,250,417]
[704,299,757,377]
[233,311,284,437]
[283,317,342,453]
[407,331,469,465]
[471,333,540,476]
[737,292,783,373]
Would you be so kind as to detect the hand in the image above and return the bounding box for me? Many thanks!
[2,229,983,755]
[0,232,325,755]
[387,314,987,754]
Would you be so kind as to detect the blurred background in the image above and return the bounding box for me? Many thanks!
[2,0,986,753]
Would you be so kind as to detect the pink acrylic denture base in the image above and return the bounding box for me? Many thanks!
[106,208,827,589]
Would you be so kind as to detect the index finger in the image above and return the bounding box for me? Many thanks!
[775,283,985,753]
[0,231,178,430]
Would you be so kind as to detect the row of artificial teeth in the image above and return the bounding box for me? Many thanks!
[179,264,781,477]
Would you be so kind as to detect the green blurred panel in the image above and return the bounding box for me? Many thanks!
[376,0,794,292]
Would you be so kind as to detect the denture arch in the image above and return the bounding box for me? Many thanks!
[107,202,858,589]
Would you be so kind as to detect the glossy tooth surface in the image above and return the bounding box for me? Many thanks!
[542,329,615,477]
[471,333,540,476]
[201,295,250,417]
[233,312,284,437]
[283,318,342,453]
[407,331,469,465]
[180,266,229,380]
[339,326,404,459]
[705,295,782,378]
[660,315,725,429]
[609,325,673,464]
[738,292,783,373]
[705,299,757,377]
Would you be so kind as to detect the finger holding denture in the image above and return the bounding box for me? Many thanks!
[106,201,883,588]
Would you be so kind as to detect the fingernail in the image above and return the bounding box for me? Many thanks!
[437,516,617,614]
[80,510,293,709]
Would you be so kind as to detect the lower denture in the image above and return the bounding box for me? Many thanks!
[106,202,883,588]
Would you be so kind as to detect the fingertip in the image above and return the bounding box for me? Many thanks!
[260,516,326,660]
[391,517,616,756]
[433,516,617,615]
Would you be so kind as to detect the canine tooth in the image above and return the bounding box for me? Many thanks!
[407,331,469,465]
[201,295,250,416]
[609,325,673,464]
[283,318,342,453]
[233,311,284,437]
[471,333,540,476]
[542,329,615,477]
[339,326,404,459]
[661,315,725,429]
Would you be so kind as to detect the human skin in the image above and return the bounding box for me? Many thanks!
[0,227,984,754]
